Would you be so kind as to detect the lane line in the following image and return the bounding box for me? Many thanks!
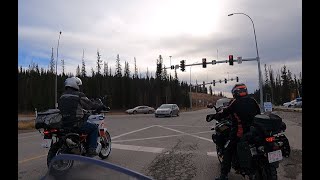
[18,154,47,164]
[207,152,218,157]
[109,143,165,153]
[161,125,210,128]
[112,125,156,140]
[19,144,217,164]
[156,125,213,142]
[113,131,212,143]
[18,134,42,140]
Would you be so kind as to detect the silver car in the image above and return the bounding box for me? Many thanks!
[125,106,155,114]
[155,104,180,117]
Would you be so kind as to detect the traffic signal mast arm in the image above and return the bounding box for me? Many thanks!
[191,76,239,87]
[163,57,257,70]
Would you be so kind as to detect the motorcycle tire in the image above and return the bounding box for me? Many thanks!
[253,163,277,180]
[216,146,223,164]
[47,143,74,177]
[99,130,112,159]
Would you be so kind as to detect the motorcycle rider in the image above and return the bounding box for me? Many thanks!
[58,76,105,157]
[206,83,261,180]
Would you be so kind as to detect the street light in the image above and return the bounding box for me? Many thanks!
[228,13,264,113]
[55,31,62,109]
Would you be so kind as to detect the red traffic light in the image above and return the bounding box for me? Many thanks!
[229,55,233,65]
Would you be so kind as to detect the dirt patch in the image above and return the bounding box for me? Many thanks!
[18,120,35,130]
[281,149,302,179]
[145,139,197,180]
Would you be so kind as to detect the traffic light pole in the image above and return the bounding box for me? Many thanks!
[163,57,258,70]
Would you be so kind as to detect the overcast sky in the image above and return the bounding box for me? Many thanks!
[18,0,302,97]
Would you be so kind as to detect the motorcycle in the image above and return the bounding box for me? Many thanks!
[36,100,112,176]
[206,101,290,180]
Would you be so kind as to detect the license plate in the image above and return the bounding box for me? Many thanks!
[267,149,283,163]
[41,138,52,148]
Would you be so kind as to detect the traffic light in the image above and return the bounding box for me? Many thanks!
[212,80,215,86]
[202,58,207,68]
[180,60,185,71]
[229,55,233,65]
[224,78,227,84]
[171,65,174,69]
[236,76,239,82]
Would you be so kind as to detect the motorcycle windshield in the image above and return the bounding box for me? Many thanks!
[41,154,153,180]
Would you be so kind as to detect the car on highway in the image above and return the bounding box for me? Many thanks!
[125,106,155,114]
[154,104,179,117]
[283,97,302,108]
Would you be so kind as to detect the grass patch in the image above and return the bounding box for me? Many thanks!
[18,120,35,130]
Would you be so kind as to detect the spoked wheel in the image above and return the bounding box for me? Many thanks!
[47,143,74,176]
[99,131,112,159]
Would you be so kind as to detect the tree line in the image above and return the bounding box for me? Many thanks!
[18,50,301,113]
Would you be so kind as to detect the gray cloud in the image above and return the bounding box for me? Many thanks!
[18,0,302,95]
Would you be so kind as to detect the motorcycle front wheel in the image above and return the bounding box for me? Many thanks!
[99,130,112,159]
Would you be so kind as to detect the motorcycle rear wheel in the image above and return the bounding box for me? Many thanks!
[252,163,277,180]
[216,146,223,164]
[47,143,74,176]
[99,130,112,159]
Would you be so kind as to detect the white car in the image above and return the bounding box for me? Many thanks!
[155,104,179,117]
[125,106,155,114]
[283,97,302,108]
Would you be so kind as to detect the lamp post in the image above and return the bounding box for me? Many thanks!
[228,13,264,113]
[55,31,62,109]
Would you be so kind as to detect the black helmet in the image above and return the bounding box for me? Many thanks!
[231,83,248,98]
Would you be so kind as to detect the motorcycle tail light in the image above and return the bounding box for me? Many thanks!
[265,137,275,142]
[43,130,51,135]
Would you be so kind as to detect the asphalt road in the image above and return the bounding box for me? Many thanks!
[18,109,302,180]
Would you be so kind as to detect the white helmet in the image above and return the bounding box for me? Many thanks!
[64,77,82,90]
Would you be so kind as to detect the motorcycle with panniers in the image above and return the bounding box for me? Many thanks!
[35,100,112,176]
[206,103,290,180]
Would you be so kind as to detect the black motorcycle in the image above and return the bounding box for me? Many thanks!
[206,103,291,180]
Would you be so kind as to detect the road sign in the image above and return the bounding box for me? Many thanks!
[237,56,242,64]
[264,102,273,112]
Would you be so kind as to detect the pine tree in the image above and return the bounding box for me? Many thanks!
[104,61,108,76]
[96,50,102,75]
[61,59,65,75]
[76,65,81,76]
[134,57,138,78]
[124,61,130,77]
[81,49,87,77]
[49,47,55,73]
[115,54,122,77]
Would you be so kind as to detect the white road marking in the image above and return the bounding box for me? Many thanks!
[112,125,156,140]
[207,152,218,157]
[162,125,210,128]
[112,143,164,154]
[113,131,212,143]
[156,125,213,142]
[18,134,42,140]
